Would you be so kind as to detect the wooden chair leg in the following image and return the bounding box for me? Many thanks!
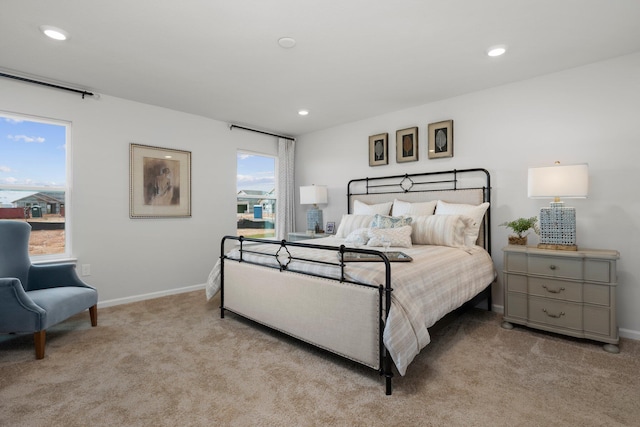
[34,330,46,359]
[89,304,98,327]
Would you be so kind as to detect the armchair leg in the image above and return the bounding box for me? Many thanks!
[34,330,46,359]
[89,304,98,327]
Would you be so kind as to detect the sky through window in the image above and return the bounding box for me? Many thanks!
[0,115,66,188]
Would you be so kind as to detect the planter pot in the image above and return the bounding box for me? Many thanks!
[508,236,527,245]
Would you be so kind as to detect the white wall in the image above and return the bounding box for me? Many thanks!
[295,52,640,339]
[1,79,277,304]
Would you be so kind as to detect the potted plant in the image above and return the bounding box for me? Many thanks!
[500,216,539,245]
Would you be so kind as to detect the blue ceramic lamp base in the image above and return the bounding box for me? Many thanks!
[306,207,324,233]
[538,202,578,251]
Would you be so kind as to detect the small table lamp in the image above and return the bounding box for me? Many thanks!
[300,185,328,233]
[528,162,588,251]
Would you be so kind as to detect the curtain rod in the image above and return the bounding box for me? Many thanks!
[229,124,295,141]
[0,72,94,99]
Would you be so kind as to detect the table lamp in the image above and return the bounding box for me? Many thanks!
[528,162,588,251]
[300,185,328,233]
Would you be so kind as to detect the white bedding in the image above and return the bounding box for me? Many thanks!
[206,236,496,376]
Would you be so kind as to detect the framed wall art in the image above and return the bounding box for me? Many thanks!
[130,143,192,218]
[396,127,418,163]
[369,133,389,166]
[428,120,454,159]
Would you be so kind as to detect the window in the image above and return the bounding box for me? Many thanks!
[236,151,276,238]
[0,112,69,258]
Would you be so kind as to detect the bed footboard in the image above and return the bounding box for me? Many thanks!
[220,236,394,394]
[224,261,381,368]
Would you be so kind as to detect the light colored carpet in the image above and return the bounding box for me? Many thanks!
[1,290,638,426]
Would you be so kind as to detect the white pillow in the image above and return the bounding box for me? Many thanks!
[435,200,490,246]
[392,199,437,217]
[367,225,413,248]
[410,214,473,247]
[335,214,374,238]
[353,200,393,215]
[344,228,370,245]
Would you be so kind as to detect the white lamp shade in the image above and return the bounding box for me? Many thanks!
[299,185,328,205]
[528,164,589,199]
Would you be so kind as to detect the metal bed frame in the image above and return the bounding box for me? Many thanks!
[347,168,491,255]
[219,168,492,395]
[220,238,394,392]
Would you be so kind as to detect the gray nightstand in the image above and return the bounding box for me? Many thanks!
[287,232,329,242]
[502,245,620,353]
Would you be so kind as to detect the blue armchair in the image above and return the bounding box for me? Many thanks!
[0,220,98,359]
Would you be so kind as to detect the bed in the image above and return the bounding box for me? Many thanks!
[207,168,496,395]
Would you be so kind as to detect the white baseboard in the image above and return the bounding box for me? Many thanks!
[97,283,206,308]
[619,328,640,341]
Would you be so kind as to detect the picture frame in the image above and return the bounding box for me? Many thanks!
[369,133,388,166]
[396,127,418,163]
[428,120,454,159]
[326,221,336,234]
[130,143,192,218]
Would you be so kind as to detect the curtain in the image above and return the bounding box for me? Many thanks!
[276,138,295,240]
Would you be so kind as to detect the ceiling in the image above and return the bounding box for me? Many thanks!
[2,1,640,137]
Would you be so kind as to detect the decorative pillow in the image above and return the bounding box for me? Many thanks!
[366,225,413,248]
[353,200,393,215]
[410,214,473,247]
[435,200,490,246]
[371,214,413,229]
[392,199,437,217]
[335,214,374,238]
[344,228,370,246]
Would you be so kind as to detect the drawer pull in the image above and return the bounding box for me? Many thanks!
[549,265,557,270]
[542,285,565,294]
[542,308,565,319]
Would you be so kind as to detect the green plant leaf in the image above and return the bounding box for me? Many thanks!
[499,216,539,238]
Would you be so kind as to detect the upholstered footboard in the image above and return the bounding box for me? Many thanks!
[222,261,382,370]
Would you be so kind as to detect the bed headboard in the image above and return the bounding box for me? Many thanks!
[347,168,492,253]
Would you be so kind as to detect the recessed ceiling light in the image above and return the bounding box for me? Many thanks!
[278,37,296,49]
[40,25,69,41]
[487,45,507,57]
[298,110,309,116]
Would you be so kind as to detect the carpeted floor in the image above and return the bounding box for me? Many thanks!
[1,290,639,426]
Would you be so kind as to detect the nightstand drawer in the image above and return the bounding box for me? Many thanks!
[528,277,582,302]
[528,255,582,280]
[584,305,612,336]
[585,259,612,283]
[504,273,527,293]
[584,283,610,306]
[505,292,528,320]
[504,252,528,273]
[529,297,582,331]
